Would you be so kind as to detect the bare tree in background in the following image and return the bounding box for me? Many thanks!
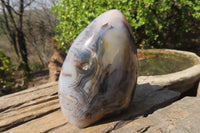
[24,0,58,66]
[0,0,58,69]
[0,0,35,73]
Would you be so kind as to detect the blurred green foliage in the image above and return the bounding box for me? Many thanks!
[0,51,16,94]
[52,0,200,51]
[30,63,47,72]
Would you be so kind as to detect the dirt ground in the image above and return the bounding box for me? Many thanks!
[28,70,50,88]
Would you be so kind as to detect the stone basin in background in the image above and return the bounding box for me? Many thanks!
[138,49,200,94]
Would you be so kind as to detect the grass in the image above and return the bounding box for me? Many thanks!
[29,63,48,72]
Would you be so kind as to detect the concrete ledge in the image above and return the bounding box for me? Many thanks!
[113,97,200,133]
[0,82,180,133]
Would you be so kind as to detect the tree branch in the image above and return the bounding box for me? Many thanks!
[1,0,18,31]
[1,0,11,34]
[24,0,35,9]
[8,5,21,15]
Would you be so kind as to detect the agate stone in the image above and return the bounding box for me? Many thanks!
[58,9,138,128]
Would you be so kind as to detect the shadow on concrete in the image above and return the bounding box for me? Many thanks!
[92,83,180,128]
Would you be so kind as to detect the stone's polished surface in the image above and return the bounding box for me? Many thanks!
[58,9,138,128]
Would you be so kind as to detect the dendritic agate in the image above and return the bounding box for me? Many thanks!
[58,9,138,128]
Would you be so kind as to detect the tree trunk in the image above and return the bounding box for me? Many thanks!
[17,31,30,72]
[18,0,30,73]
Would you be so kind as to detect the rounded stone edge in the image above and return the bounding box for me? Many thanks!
[138,49,200,93]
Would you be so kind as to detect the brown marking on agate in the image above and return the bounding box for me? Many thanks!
[100,40,104,45]
[60,92,77,103]
[66,95,77,102]
[102,23,108,28]
[62,73,72,77]
[76,63,86,69]
[104,42,109,49]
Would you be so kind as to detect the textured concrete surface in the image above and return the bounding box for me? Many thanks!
[0,82,180,133]
[113,97,200,133]
[0,82,59,132]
